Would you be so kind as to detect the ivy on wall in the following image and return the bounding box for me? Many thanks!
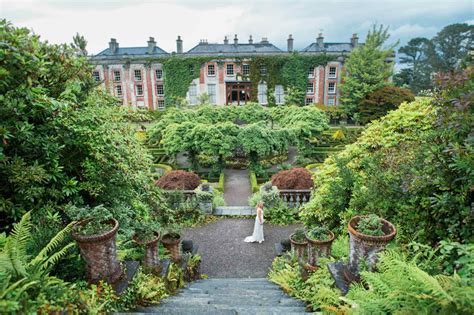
[148,53,334,106]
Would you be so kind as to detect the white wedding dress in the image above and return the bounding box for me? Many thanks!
[244,208,264,243]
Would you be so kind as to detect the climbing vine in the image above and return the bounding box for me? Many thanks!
[147,53,334,106]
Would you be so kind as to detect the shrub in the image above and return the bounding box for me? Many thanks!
[271,168,313,189]
[155,170,200,190]
[358,85,415,124]
[217,172,225,192]
[249,171,259,193]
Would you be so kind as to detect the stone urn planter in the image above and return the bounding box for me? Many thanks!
[289,229,307,262]
[305,228,335,267]
[195,184,214,215]
[161,232,182,262]
[346,215,396,279]
[133,231,161,270]
[72,218,122,284]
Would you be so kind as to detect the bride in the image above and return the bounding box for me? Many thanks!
[244,201,264,243]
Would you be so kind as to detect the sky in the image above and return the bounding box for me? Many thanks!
[1,0,473,55]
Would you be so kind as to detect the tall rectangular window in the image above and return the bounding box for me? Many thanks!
[134,69,142,81]
[157,100,165,110]
[275,85,284,105]
[327,98,335,106]
[260,66,267,76]
[306,82,314,94]
[328,82,336,94]
[242,64,250,76]
[189,84,197,105]
[156,84,164,96]
[136,84,143,96]
[328,67,337,78]
[208,84,216,104]
[305,98,313,105]
[156,69,163,80]
[308,67,314,77]
[115,85,122,96]
[207,64,215,76]
[258,82,267,104]
[226,64,234,76]
[93,71,100,82]
[113,70,121,82]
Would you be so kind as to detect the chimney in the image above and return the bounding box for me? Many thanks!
[260,37,269,44]
[351,33,359,48]
[224,36,229,44]
[317,33,324,49]
[176,35,183,54]
[234,34,238,45]
[147,37,156,54]
[249,35,253,44]
[287,34,294,52]
[109,38,118,54]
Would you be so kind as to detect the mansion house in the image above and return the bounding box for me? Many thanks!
[89,33,362,110]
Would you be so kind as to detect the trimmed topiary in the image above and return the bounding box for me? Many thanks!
[271,167,313,189]
[155,170,201,190]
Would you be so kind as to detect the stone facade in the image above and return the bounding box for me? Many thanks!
[90,34,361,110]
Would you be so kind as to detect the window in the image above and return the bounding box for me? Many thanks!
[156,69,163,80]
[308,67,314,77]
[113,70,121,82]
[207,64,215,76]
[329,67,337,78]
[226,64,234,76]
[189,84,197,105]
[156,84,164,96]
[275,85,284,105]
[242,64,250,76]
[157,100,165,110]
[328,82,336,94]
[93,71,100,82]
[258,82,267,104]
[115,85,122,96]
[134,69,142,81]
[136,85,143,96]
[306,82,314,94]
[260,66,267,76]
[305,98,313,105]
[208,84,216,104]
[327,98,335,106]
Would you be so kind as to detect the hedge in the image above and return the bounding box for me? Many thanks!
[217,172,225,192]
[249,171,259,193]
[151,163,173,173]
[305,163,321,172]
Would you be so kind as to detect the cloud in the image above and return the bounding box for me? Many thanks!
[2,0,472,54]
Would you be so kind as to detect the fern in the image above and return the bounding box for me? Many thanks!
[345,249,474,314]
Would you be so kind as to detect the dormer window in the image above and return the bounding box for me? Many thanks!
[134,70,142,81]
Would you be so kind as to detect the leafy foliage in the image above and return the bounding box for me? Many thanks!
[155,170,201,190]
[356,214,384,237]
[271,167,313,189]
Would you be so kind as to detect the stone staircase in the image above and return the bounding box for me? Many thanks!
[214,206,255,216]
[133,278,309,314]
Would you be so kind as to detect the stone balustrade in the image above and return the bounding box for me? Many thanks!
[279,189,312,208]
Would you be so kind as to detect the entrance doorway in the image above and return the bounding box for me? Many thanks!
[226,82,251,105]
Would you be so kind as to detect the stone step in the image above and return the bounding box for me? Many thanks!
[214,206,254,216]
[138,306,307,314]
[161,296,304,307]
[178,291,289,298]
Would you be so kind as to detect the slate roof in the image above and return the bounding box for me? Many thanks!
[186,43,283,55]
[300,42,356,53]
[95,46,169,57]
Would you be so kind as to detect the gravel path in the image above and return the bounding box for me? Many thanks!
[183,219,301,278]
[223,169,251,206]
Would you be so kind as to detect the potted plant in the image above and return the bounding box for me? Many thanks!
[289,228,307,261]
[133,221,161,271]
[195,183,214,214]
[66,204,122,284]
[305,227,335,267]
[346,214,396,279]
[161,225,182,262]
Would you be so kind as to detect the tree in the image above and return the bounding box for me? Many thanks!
[284,87,305,106]
[71,32,88,56]
[340,24,397,116]
[396,37,434,93]
[358,86,415,124]
[431,23,473,71]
